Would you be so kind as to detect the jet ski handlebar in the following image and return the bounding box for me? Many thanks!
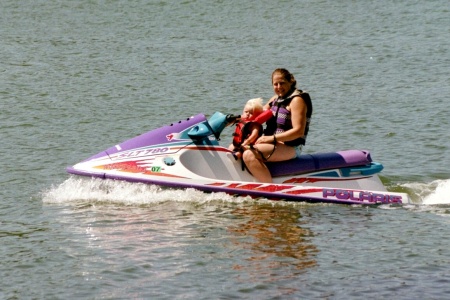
[225,114,241,125]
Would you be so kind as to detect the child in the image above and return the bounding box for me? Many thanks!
[229,98,271,159]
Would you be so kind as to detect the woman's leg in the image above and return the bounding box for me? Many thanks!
[242,143,296,183]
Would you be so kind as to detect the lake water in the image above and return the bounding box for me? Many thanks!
[1,0,449,299]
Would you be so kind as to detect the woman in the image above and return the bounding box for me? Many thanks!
[242,68,313,182]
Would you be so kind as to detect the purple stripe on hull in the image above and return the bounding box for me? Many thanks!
[66,166,106,178]
[70,171,366,205]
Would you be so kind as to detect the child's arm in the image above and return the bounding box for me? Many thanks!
[241,124,260,147]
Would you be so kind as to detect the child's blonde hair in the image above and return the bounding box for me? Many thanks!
[245,97,264,114]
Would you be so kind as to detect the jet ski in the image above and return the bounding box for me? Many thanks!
[66,112,411,205]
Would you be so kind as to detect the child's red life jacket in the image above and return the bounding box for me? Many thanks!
[232,110,272,149]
